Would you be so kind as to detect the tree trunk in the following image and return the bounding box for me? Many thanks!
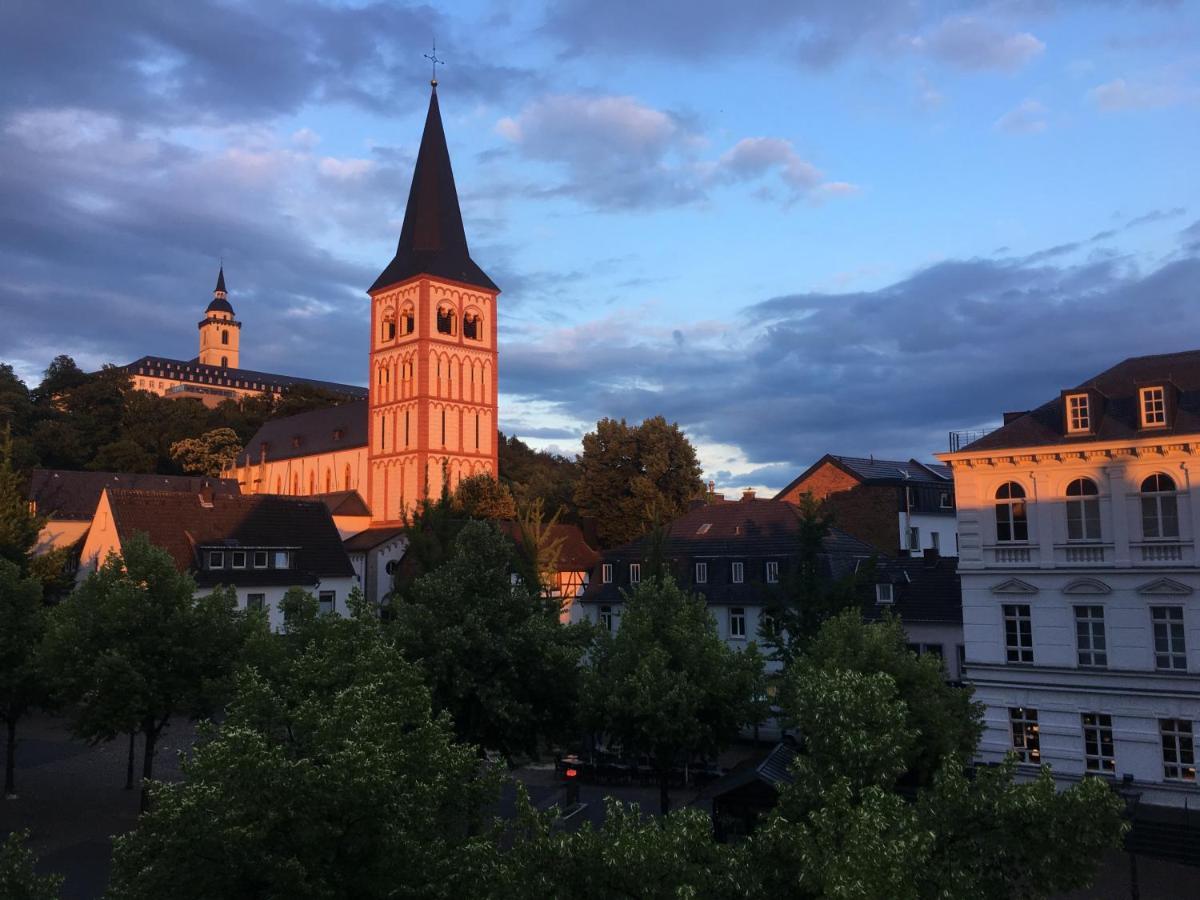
[4,718,17,799]
[139,719,158,813]
[659,772,671,816]
[125,730,136,790]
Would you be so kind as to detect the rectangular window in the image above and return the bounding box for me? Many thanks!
[1161,719,1195,781]
[875,583,894,604]
[1066,393,1091,432]
[231,550,247,569]
[931,532,941,552]
[1152,606,1187,671]
[208,550,224,569]
[629,563,641,584]
[601,563,612,584]
[1009,707,1041,764]
[1141,386,1167,427]
[246,593,265,612]
[274,551,290,570]
[1003,604,1034,664]
[253,550,268,568]
[765,561,779,584]
[957,643,966,674]
[1074,605,1108,668]
[939,491,952,509]
[600,605,613,632]
[1082,713,1115,774]
[695,562,708,584]
[729,607,746,639]
[731,562,744,584]
[318,591,335,615]
[908,526,920,551]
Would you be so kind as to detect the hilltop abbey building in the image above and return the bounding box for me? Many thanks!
[224,81,500,525]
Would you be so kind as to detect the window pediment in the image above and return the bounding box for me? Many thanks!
[1062,578,1111,595]
[1136,577,1193,596]
[990,577,1039,595]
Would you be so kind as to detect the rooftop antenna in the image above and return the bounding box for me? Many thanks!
[425,40,444,87]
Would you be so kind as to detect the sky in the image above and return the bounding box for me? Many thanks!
[1,0,1198,494]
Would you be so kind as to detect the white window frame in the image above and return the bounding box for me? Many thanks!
[1009,707,1041,765]
[765,561,779,584]
[729,607,746,639]
[629,563,641,584]
[908,526,920,551]
[318,590,335,615]
[1066,478,1102,542]
[995,482,1029,542]
[246,593,265,613]
[939,490,952,509]
[1082,713,1115,774]
[1066,393,1091,433]
[1141,386,1167,428]
[600,605,613,632]
[1160,718,1196,781]
[274,551,290,570]
[1152,606,1187,671]
[253,551,268,569]
[875,583,894,605]
[1074,605,1107,668]
[695,562,707,584]
[731,562,744,584]
[231,550,247,569]
[1003,604,1034,664]
[601,563,612,584]
[208,550,224,569]
[1141,474,1180,540]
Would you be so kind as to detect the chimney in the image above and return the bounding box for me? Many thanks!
[741,489,756,502]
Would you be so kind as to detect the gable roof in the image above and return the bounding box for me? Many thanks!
[495,521,601,571]
[956,349,1200,453]
[235,399,368,466]
[104,489,354,586]
[29,469,240,521]
[123,356,367,400]
[775,454,951,499]
[343,525,408,553]
[370,87,497,293]
[312,490,371,517]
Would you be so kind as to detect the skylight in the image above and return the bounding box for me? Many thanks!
[697,523,712,534]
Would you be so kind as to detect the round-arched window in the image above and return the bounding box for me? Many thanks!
[1141,473,1179,539]
[1065,478,1101,541]
[995,482,1028,542]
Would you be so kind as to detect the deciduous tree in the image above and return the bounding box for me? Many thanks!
[574,416,703,547]
[0,830,63,900]
[585,575,764,814]
[169,426,243,476]
[106,621,494,900]
[44,534,261,808]
[391,520,589,759]
[0,562,49,799]
[452,472,517,519]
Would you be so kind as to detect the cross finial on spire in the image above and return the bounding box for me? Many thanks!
[424,40,443,87]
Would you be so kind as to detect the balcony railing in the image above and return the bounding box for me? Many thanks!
[985,544,1033,565]
[1054,543,1111,565]
[1133,541,1192,564]
[948,429,994,452]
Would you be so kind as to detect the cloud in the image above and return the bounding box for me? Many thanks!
[1125,207,1187,229]
[1088,77,1199,111]
[496,94,855,210]
[497,242,1200,489]
[912,17,1045,73]
[993,99,1049,134]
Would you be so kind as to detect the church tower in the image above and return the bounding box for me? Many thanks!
[366,82,499,524]
[198,267,241,369]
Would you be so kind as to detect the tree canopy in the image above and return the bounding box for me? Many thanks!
[574,416,704,547]
[44,533,263,807]
[585,575,765,813]
[390,520,590,760]
[498,431,580,523]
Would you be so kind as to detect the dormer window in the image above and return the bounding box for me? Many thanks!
[274,551,291,569]
[1140,386,1167,428]
[1066,393,1091,433]
[876,583,894,604]
[231,551,247,569]
[208,551,224,569]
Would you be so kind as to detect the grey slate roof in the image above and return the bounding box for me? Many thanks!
[124,355,367,400]
[864,554,962,625]
[235,400,368,466]
[957,350,1200,453]
[774,454,950,502]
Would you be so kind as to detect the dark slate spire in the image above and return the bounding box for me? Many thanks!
[370,86,498,293]
[207,265,234,314]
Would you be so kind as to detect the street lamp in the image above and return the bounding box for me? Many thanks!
[1117,773,1142,900]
